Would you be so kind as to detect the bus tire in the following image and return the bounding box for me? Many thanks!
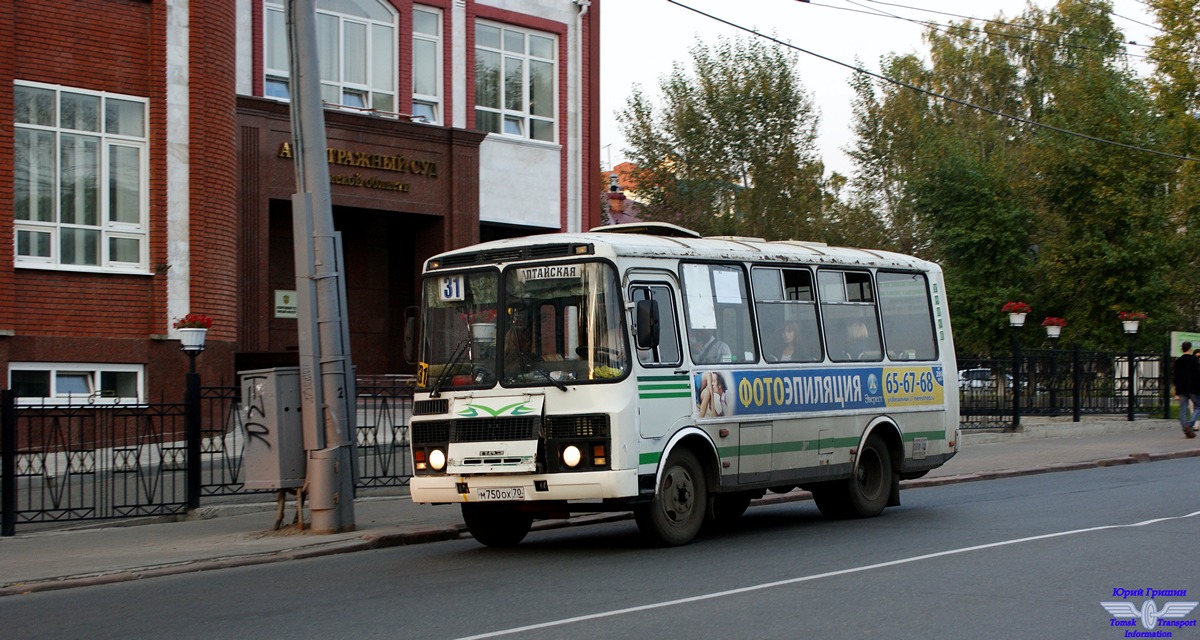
[461,503,533,547]
[847,434,892,517]
[635,448,707,546]
[810,435,893,519]
[810,482,853,519]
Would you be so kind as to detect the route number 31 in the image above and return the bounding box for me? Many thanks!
[440,275,465,302]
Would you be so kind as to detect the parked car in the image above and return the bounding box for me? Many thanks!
[959,368,996,390]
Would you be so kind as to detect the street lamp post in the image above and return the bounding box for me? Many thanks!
[180,329,206,509]
[1124,320,1139,422]
[1046,324,1061,416]
[1010,312,1025,429]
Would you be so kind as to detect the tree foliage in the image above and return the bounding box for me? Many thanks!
[616,36,825,240]
[847,0,1190,352]
[616,1,1200,353]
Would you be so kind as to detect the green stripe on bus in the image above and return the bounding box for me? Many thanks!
[637,375,687,382]
[637,383,690,391]
[640,434,947,465]
[903,430,947,442]
[639,392,693,399]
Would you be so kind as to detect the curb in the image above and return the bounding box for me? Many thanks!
[4,448,1198,597]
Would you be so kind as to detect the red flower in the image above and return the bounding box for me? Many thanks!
[464,309,497,323]
[1041,317,1067,327]
[1001,301,1031,314]
[173,313,214,329]
[1117,311,1147,321]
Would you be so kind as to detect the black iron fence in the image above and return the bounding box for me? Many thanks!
[2,351,1174,533]
[959,346,1171,429]
[2,378,414,535]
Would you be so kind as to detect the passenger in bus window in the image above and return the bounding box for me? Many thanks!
[698,371,728,417]
[776,320,799,362]
[689,327,732,364]
[845,320,879,361]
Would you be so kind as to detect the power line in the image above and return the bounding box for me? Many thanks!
[663,0,1197,163]
[829,0,1183,66]
[857,0,1197,58]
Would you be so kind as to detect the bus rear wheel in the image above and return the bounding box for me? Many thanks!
[811,435,892,519]
[461,503,533,547]
[635,448,707,546]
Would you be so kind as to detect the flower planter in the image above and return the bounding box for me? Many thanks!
[179,327,208,351]
[1008,312,1027,327]
[471,322,496,344]
[1045,325,1061,339]
[1122,320,1140,334]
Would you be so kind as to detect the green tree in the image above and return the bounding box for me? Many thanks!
[848,0,1186,351]
[616,35,824,240]
[1146,0,1200,330]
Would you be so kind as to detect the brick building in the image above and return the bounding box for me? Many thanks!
[1,0,600,403]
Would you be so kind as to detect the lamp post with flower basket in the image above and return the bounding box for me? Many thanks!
[1003,302,1030,428]
[174,313,213,373]
[174,312,212,509]
[1042,318,1066,415]
[1119,312,1146,421]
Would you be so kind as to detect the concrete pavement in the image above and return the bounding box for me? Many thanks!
[2,417,1198,597]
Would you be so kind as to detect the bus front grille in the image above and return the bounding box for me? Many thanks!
[412,417,540,444]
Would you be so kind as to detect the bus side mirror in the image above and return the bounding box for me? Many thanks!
[403,309,418,363]
[636,299,660,349]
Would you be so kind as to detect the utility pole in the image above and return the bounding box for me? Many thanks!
[286,0,356,533]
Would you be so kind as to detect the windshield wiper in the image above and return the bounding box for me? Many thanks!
[430,337,471,398]
[515,351,567,392]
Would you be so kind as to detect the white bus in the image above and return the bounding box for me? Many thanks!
[409,223,959,546]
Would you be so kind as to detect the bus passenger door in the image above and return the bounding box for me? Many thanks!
[629,280,690,439]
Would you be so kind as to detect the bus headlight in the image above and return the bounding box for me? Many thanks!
[562,445,582,468]
[429,448,446,471]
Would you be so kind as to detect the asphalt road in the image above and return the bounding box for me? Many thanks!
[4,459,1198,640]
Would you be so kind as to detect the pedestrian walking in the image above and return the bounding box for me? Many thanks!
[1172,341,1199,438]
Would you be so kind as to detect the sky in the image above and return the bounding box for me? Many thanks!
[599,0,1160,178]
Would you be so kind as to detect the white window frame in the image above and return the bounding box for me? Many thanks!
[474,20,557,142]
[9,362,146,405]
[412,5,443,124]
[263,0,398,115]
[13,81,149,274]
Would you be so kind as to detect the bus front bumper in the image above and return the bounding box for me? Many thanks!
[410,469,640,504]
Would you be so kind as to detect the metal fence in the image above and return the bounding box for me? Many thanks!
[959,346,1171,429]
[2,352,1173,532]
[2,378,415,534]
[0,394,192,534]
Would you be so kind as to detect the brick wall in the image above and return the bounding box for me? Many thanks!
[188,2,239,343]
[9,0,167,340]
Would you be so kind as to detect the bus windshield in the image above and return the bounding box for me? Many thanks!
[419,261,628,390]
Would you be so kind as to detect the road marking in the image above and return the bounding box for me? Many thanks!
[455,509,1200,640]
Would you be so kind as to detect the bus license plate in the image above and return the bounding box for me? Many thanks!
[476,487,525,501]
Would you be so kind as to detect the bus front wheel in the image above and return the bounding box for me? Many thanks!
[635,448,707,546]
[461,503,533,547]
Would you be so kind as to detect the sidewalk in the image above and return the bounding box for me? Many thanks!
[2,417,1198,596]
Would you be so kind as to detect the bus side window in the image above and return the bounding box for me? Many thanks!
[682,263,756,364]
[877,271,938,361]
[631,284,681,367]
[820,270,883,362]
[753,266,822,363]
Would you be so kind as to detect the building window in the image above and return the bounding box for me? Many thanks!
[474,21,556,142]
[264,0,397,114]
[10,363,145,405]
[13,82,148,272]
[412,6,443,124]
